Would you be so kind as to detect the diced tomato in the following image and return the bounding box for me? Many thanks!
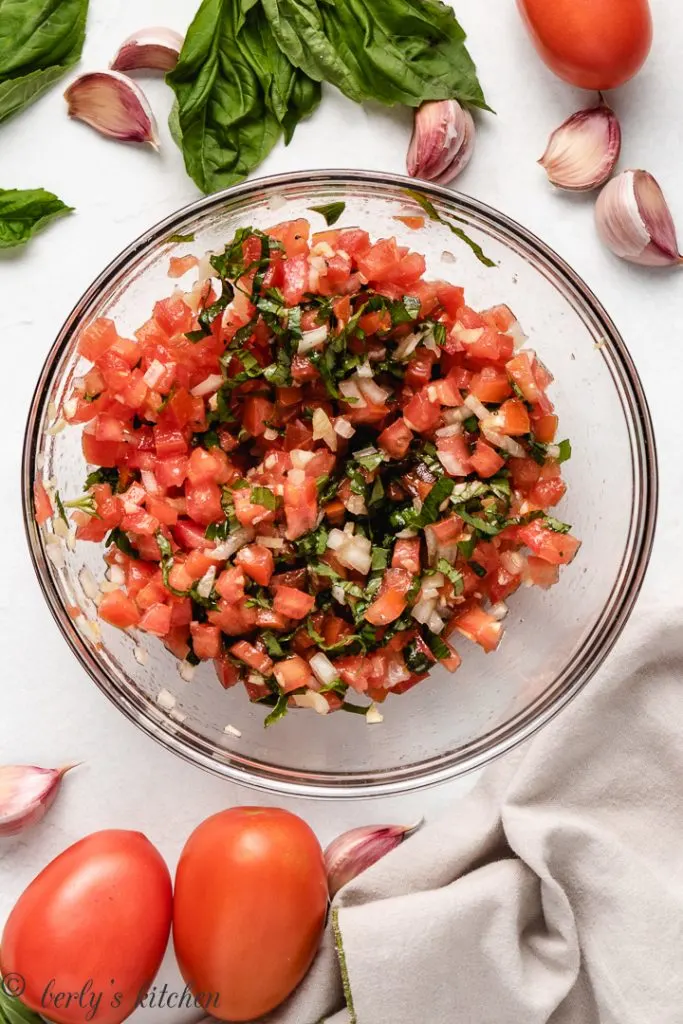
[506,352,540,403]
[185,481,223,525]
[486,399,530,436]
[517,521,581,565]
[392,537,421,574]
[184,549,215,580]
[284,472,318,540]
[82,430,125,467]
[153,295,193,336]
[78,318,119,361]
[230,640,274,676]
[469,439,505,478]
[529,463,567,508]
[173,519,210,550]
[282,254,309,306]
[215,656,241,689]
[405,350,436,390]
[469,366,512,403]
[216,566,246,604]
[189,623,221,660]
[243,396,275,438]
[273,586,316,620]
[99,590,141,629]
[453,602,503,653]
[435,283,465,319]
[532,413,558,443]
[509,456,541,492]
[365,590,407,626]
[168,255,199,278]
[33,479,53,525]
[235,543,274,585]
[154,424,187,458]
[403,388,441,433]
[487,565,522,604]
[207,599,258,635]
[525,555,560,589]
[268,218,310,257]
[359,310,392,335]
[274,655,314,693]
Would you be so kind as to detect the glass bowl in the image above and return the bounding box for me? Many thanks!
[22,171,657,799]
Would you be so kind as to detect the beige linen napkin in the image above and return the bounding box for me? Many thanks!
[259,606,683,1024]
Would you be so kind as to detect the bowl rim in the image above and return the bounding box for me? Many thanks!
[22,169,658,799]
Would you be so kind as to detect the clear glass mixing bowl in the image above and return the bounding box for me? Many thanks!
[22,171,657,798]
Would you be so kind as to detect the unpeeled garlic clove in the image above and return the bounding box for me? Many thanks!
[0,764,79,837]
[539,100,621,192]
[324,820,422,898]
[595,169,683,267]
[64,71,159,148]
[407,100,475,186]
[111,27,184,73]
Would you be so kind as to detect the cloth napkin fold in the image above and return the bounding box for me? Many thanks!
[263,605,683,1024]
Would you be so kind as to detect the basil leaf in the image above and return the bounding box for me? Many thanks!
[413,476,455,527]
[105,528,138,559]
[309,201,346,226]
[262,631,287,657]
[436,557,464,594]
[0,188,72,249]
[404,190,495,269]
[168,231,196,243]
[404,639,433,674]
[264,691,290,726]
[543,515,571,535]
[0,0,89,124]
[0,985,43,1024]
[250,486,278,510]
[557,439,572,464]
[261,0,488,110]
[426,632,451,660]
[167,0,320,193]
[84,467,119,491]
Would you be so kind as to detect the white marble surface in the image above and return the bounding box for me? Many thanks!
[0,0,680,1019]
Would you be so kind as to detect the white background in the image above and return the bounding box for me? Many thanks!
[1,0,681,1020]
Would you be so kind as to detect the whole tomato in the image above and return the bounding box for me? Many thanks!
[0,831,172,1024]
[517,0,653,90]
[173,807,328,1022]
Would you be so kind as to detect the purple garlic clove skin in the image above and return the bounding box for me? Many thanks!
[111,28,184,73]
[324,820,423,898]
[0,764,79,838]
[539,100,621,192]
[407,100,475,186]
[596,169,683,267]
[64,71,160,148]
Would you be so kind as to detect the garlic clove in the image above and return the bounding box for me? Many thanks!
[111,27,184,73]
[595,169,683,267]
[324,820,422,898]
[0,763,79,837]
[539,100,621,192]
[64,71,159,148]
[407,100,475,186]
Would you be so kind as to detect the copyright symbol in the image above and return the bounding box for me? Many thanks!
[2,973,26,998]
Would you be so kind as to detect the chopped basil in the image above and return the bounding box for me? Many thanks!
[53,490,68,525]
[354,449,385,472]
[262,631,287,658]
[264,692,290,727]
[250,486,278,510]
[309,201,346,226]
[319,678,348,696]
[404,639,433,674]
[168,231,195,243]
[437,558,464,594]
[340,702,370,716]
[457,534,477,559]
[543,515,572,534]
[84,467,120,491]
[62,494,100,518]
[469,561,487,577]
[371,546,389,571]
[105,528,138,558]
[369,477,385,506]
[404,190,496,269]
[426,633,451,660]
[557,439,572,463]
[462,415,478,433]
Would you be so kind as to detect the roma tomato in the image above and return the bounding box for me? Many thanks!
[0,831,172,1024]
[173,808,328,1022]
[517,0,653,90]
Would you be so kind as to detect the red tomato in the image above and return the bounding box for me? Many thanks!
[0,831,172,1024]
[392,537,421,574]
[230,640,274,675]
[33,479,53,524]
[99,590,141,629]
[283,474,318,540]
[243,396,275,437]
[469,439,505,479]
[274,654,314,692]
[453,602,503,653]
[190,622,222,659]
[517,0,652,89]
[282,254,310,306]
[518,520,581,565]
[173,808,327,1022]
[403,388,441,433]
[267,218,310,257]
[234,543,274,585]
[185,481,223,525]
[273,585,316,620]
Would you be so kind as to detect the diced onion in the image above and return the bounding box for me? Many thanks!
[344,493,368,517]
[334,416,355,439]
[156,688,176,711]
[443,407,469,424]
[464,393,489,420]
[208,528,254,560]
[143,360,165,388]
[79,567,100,601]
[196,251,219,283]
[179,661,195,682]
[258,535,284,549]
[311,240,336,258]
[327,529,347,552]
[437,451,470,476]
[133,645,148,666]
[366,704,384,724]
[141,469,159,494]
[482,428,526,458]
[357,376,388,405]
[332,584,346,605]
[63,397,78,420]
[263,427,279,441]
[453,324,485,344]
[109,565,126,585]
[423,329,440,354]
[46,545,65,569]
[289,450,314,471]
[412,597,437,625]
[224,723,242,737]
[545,444,561,459]
[170,709,187,724]
[293,690,330,715]
[312,407,337,451]
[435,423,462,438]
[298,326,328,354]
[396,528,418,539]
[196,565,216,599]
[394,332,421,361]
[386,659,411,686]
[500,550,525,575]
[334,533,372,575]
[309,652,339,687]
[53,517,70,539]
[356,360,373,378]
[340,379,366,408]
[428,611,445,634]
[191,374,223,397]
[490,601,509,621]
[343,522,355,536]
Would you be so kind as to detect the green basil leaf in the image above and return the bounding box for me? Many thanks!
[426,632,451,660]
[436,557,464,594]
[105,528,139,559]
[404,190,495,269]
[250,485,278,510]
[0,0,89,124]
[168,231,195,243]
[264,691,290,726]
[557,439,572,464]
[543,515,572,535]
[309,201,346,226]
[0,188,72,249]
[0,985,44,1024]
